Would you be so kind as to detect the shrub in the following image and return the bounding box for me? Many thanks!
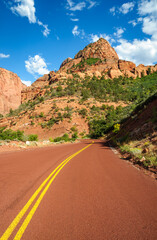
[49,137,53,142]
[70,126,78,132]
[0,128,24,141]
[79,108,87,118]
[28,134,38,141]
[72,132,78,140]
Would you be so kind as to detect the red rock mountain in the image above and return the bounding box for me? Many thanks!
[31,38,157,88]
[0,68,24,114]
[1,38,157,110]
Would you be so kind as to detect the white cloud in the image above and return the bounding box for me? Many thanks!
[66,1,86,11]
[22,80,32,86]
[115,38,157,65]
[72,25,80,36]
[10,0,36,23]
[138,0,157,16]
[109,6,116,16]
[0,53,10,58]
[114,28,125,38]
[66,0,98,11]
[70,2,86,11]
[70,18,79,21]
[142,16,157,39]
[72,27,115,45]
[87,0,98,9]
[8,0,50,37]
[137,0,157,40]
[128,20,137,27]
[114,0,157,66]
[89,33,112,43]
[119,2,135,14]
[25,55,50,77]
[37,20,50,37]
[110,2,135,15]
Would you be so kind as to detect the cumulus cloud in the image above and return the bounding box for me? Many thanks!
[10,0,36,23]
[25,55,50,77]
[21,80,32,86]
[8,0,50,37]
[0,53,10,58]
[115,38,157,65]
[138,0,157,16]
[137,0,157,40]
[110,2,135,15]
[114,0,157,66]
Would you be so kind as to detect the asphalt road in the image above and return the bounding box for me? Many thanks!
[0,140,157,240]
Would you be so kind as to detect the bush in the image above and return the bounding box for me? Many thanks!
[89,119,107,138]
[53,133,70,143]
[79,108,87,118]
[0,128,24,141]
[71,132,78,140]
[28,134,38,141]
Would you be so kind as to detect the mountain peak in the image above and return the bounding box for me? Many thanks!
[74,38,119,61]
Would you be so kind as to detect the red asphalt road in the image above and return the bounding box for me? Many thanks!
[0,140,157,240]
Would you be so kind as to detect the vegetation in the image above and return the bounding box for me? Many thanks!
[52,133,78,142]
[0,127,38,142]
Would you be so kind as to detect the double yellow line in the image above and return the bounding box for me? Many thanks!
[0,142,93,240]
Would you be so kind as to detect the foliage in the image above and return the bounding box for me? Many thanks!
[79,108,87,118]
[112,124,120,133]
[0,127,38,142]
[28,134,38,141]
[53,133,70,142]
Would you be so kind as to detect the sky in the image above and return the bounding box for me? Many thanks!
[0,0,157,86]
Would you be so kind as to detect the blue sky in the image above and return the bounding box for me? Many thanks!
[0,0,157,86]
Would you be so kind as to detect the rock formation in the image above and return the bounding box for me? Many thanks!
[1,38,157,109]
[0,68,23,114]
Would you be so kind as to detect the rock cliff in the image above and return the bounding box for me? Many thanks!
[0,68,23,114]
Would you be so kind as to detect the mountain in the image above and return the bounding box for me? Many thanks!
[0,38,157,144]
[21,38,157,102]
[0,68,25,115]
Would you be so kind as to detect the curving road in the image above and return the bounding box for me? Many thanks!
[0,140,157,240]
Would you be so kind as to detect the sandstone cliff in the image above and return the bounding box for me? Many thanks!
[23,38,157,104]
[0,68,23,115]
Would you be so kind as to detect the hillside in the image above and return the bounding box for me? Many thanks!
[0,38,157,147]
[109,93,157,174]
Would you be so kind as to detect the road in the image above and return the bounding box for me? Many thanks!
[0,140,157,240]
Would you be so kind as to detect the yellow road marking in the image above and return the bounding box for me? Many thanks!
[0,142,93,240]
